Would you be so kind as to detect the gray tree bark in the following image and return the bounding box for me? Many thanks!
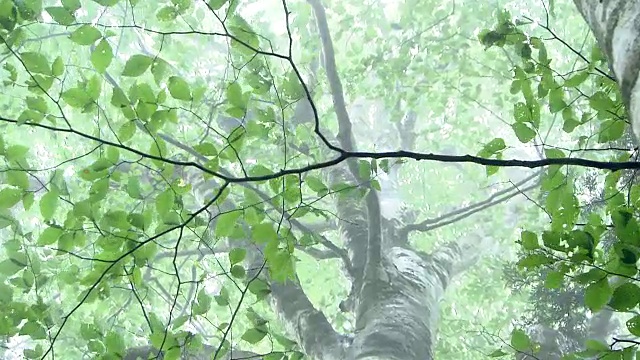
[572,1,640,140]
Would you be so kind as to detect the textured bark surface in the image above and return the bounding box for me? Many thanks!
[572,0,640,140]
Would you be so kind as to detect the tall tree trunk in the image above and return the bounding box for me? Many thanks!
[572,1,640,140]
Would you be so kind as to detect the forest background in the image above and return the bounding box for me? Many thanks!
[0,0,638,359]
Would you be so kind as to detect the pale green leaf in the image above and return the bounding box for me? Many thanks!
[167,76,192,101]
[0,188,22,209]
[91,39,113,73]
[69,24,102,45]
[21,52,51,75]
[45,6,75,25]
[39,189,59,221]
[122,55,152,77]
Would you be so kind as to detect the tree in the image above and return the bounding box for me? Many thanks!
[0,1,639,360]
[572,0,640,141]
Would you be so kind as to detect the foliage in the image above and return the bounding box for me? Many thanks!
[0,0,638,360]
[478,5,640,360]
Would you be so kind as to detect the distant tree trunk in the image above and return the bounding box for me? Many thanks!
[572,1,640,140]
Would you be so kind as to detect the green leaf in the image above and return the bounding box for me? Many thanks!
[609,283,640,311]
[52,56,65,76]
[69,24,102,45]
[0,1,17,31]
[584,278,612,312]
[118,121,136,141]
[544,270,565,289]
[225,107,245,120]
[45,6,75,25]
[511,122,536,143]
[228,15,259,51]
[305,176,328,193]
[122,55,152,77]
[227,265,244,279]
[106,147,120,164]
[0,282,13,302]
[26,96,48,113]
[611,209,640,244]
[19,321,46,339]
[520,231,538,250]
[282,71,305,100]
[627,315,640,336]
[226,82,245,109]
[0,188,22,208]
[86,75,102,101]
[151,58,170,84]
[104,210,130,229]
[126,213,145,230]
[6,170,29,190]
[512,102,531,123]
[193,142,217,156]
[516,253,554,269]
[598,119,625,143]
[87,157,109,175]
[23,192,34,210]
[251,222,278,243]
[155,189,175,217]
[156,6,178,21]
[241,328,267,344]
[91,39,113,73]
[537,82,549,99]
[203,158,219,173]
[0,256,27,276]
[589,91,616,113]
[561,107,580,133]
[57,232,74,252]
[133,242,158,266]
[93,0,120,6]
[40,189,59,221]
[167,76,192,101]
[193,289,211,315]
[215,211,242,237]
[126,177,143,199]
[37,226,63,245]
[248,278,271,300]
[548,87,566,113]
[5,144,28,161]
[110,87,129,107]
[62,88,93,108]
[358,160,371,180]
[62,0,81,11]
[17,109,44,124]
[245,164,272,179]
[21,52,51,75]
[208,0,228,10]
[510,329,530,352]
[171,315,189,330]
[229,248,246,265]
[130,82,155,103]
[564,70,589,88]
[370,179,381,191]
[172,0,191,12]
[89,178,110,203]
[477,138,505,157]
[488,349,508,358]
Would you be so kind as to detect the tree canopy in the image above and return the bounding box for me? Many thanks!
[0,0,639,359]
